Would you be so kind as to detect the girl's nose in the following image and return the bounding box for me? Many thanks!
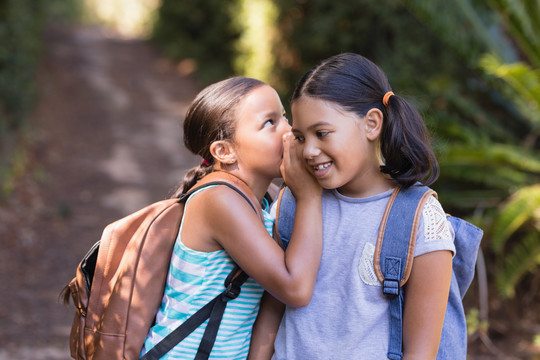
[303,140,320,159]
[278,120,292,140]
[280,117,292,133]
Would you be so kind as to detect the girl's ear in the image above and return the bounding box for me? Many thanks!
[210,140,237,165]
[365,108,383,141]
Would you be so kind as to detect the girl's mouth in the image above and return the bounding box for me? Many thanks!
[312,161,332,177]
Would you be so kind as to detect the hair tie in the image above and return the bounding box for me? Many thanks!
[201,158,211,166]
[383,91,394,107]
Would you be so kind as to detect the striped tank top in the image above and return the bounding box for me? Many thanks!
[141,186,274,359]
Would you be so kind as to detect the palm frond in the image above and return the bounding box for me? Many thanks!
[495,230,540,298]
[491,184,540,253]
[480,54,540,130]
[440,144,540,179]
[488,0,540,66]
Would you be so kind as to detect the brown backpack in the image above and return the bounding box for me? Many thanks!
[64,171,263,360]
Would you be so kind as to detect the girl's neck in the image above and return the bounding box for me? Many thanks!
[338,172,394,198]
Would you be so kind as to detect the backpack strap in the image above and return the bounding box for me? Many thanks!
[141,171,262,360]
[374,185,436,360]
[189,170,265,222]
[140,265,249,360]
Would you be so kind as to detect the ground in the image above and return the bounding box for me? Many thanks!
[0,24,538,359]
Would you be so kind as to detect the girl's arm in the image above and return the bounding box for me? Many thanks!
[248,292,285,360]
[402,250,453,359]
[189,133,322,306]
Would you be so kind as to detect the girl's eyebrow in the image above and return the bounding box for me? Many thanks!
[258,109,285,121]
[292,121,333,132]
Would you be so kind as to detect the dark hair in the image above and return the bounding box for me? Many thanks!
[174,76,266,196]
[292,53,439,188]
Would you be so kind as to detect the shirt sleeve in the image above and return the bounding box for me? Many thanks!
[414,195,456,257]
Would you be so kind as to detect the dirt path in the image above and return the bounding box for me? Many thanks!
[0,25,200,359]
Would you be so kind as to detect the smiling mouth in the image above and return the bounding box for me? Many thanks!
[313,162,332,171]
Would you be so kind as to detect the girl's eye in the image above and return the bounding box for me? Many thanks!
[294,135,305,142]
[264,119,274,127]
[316,131,329,138]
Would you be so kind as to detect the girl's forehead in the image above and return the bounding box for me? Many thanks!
[292,97,348,117]
[291,97,362,128]
[292,96,342,112]
[239,85,283,112]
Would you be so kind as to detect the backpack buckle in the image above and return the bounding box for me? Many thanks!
[383,279,400,298]
[222,283,241,301]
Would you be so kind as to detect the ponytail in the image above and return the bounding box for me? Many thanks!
[171,163,214,198]
[380,95,439,188]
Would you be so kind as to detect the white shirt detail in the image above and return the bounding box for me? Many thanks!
[359,242,381,286]
[423,196,453,242]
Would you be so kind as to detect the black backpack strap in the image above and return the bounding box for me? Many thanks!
[195,266,249,360]
[141,182,255,360]
[141,266,249,360]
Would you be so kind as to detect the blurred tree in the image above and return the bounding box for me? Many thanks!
[151,0,240,84]
[0,0,44,134]
[82,0,160,38]
[0,0,82,195]
[232,0,279,84]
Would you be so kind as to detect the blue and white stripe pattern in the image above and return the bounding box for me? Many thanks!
[142,187,274,359]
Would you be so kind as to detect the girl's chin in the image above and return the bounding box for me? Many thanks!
[317,177,346,191]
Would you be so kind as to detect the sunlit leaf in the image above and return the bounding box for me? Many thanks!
[491,185,540,253]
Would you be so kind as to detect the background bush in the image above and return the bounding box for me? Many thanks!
[0,0,81,195]
[151,0,240,85]
[0,0,44,136]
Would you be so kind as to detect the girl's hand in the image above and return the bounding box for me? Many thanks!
[280,132,322,200]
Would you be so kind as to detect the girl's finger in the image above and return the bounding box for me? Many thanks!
[281,133,292,182]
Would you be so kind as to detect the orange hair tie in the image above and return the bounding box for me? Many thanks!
[383,91,394,107]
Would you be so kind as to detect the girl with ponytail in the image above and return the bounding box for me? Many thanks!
[250,54,455,359]
[142,77,323,359]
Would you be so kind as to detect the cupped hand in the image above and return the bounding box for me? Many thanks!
[280,133,322,200]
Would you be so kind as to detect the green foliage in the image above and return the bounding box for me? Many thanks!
[271,0,467,101]
[466,308,489,336]
[495,230,540,298]
[383,1,540,298]
[231,0,279,84]
[489,185,540,297]
[151,0,240,85]
[0,0,80,195]
[487,0,540,66]
[491,185,540,254]
[481,54,540,136]
[475,2,540,297]
[0,0,45,135]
